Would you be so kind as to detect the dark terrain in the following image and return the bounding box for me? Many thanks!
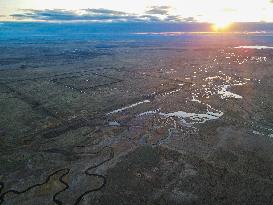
[0,27,273,204]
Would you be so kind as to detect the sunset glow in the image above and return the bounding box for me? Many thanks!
[1,0,273,22]
[212,21,232,32]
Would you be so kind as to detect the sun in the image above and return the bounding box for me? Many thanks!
[212,20,232,32]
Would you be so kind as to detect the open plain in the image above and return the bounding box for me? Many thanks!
[1,30,273,204]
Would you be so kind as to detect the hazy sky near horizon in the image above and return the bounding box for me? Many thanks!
[1,0,273,22]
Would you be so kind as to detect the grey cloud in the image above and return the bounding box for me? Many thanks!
[183,17,196,22]
[140,15,161,22]
[164,15,182,22]
[145,6,192,22]
[10,7,192,23]
[145,6,171,15]
[165,16,196,23]
[84,8,128,15]
[11,9,142,22]
[12,9,79,21]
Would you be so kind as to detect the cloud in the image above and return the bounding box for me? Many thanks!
[84,8,128,16]
[10,7,194,23]
[164,15,182,22]
[139,15,161,22]
[12,9,78,21]
[145,6,171,15]
[11,9,142,22]
[183,17,196,22]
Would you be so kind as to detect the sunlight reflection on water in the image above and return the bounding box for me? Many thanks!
[235,46,273,49]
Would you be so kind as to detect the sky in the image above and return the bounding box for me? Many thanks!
[1,0,273,23]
